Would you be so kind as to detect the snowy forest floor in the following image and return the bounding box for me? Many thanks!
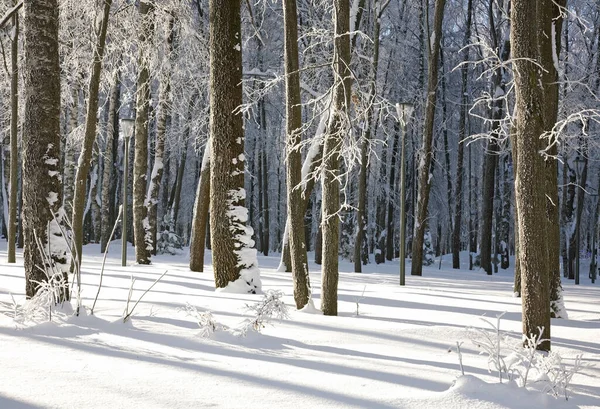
[0,242,599,409]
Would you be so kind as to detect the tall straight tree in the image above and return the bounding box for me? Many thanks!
[512,0,551,350]
[71,0,112,272]
[539,0,567,318]
[321,0,352,315]
[209,0,260,292]
[283,0,311,309]
[189,145,210,272]
[7,3,18,264]
[133,0,154,265]
[22,0,68,299]
[452,0,472,269]
[411,0,446,276]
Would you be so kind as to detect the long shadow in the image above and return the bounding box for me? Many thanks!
[0,327,425,409]
[0,394,45,409]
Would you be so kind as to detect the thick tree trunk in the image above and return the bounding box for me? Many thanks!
[189,145,210,272]
[283,0,311,309]
[147,16,175,256]
[22,0,68,300]
[411,0,446,276]
[321,0,352,315]
[133,0,154,265]
[209,0,260,292]
[101,71,120,253]
[512,0,551,350]
[7,6,18,263]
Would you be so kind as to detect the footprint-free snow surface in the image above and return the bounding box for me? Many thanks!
[0,242,598,408]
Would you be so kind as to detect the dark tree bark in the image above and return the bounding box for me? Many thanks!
[512,0,552,350]
[283,0,311,309]
[321,0,352,315]
[7,5,18,263]
[22,0,68,300]
[133,0,154,265]
[209,0,259,291]
[71,0,112,272]
[452,0,472,269]
[411,0,446,276]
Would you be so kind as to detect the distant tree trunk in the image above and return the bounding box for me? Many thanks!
[512,0,551,350]
[209,0,260,292]
[22,0,68,300]
[101,71,120,253]
[147,15,175,255]
[411,0,446,276]
[385,124,400,261]
[283,0,311,308]
[480,0,507,275]
[499,155,511,269]
[321,0,352,315]
[7,6,18,263]
[452,0,472,270]
[189,145,210,272]
[133,0,154,265]
[171,137,188,232]
[261,149,270,255]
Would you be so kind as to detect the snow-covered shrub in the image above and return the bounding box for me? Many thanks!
[423,231,435,266]
[183,303,222,338]
[465,313,585,400]
[156,214,184,255]
[235,290,289,336]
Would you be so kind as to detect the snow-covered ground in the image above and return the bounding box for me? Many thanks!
[0,242,598,409]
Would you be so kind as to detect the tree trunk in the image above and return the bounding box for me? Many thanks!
[147,15,175,255]
[411,0,446,276]
[133,0,154,265]
[7,6,18,263]
[512,0,551,350]
[101,71,120,253]
[452,0,472,270]
[283,0,311,308]
[189,145,210,272]
[321,0,352,315]
[22,0,68,300]
[209,0,260,292]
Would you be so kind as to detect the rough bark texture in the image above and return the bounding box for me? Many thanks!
[512,0,551,350]
[321,0,352,316]
[209,0,256,288]
[71,0,112,271]
[133,0,154,265]
[8,7,18,263]
[22,0,68,299]
[100,72,120,253]
[147,16,175,255]
[539,0,567,318]
[189,146,210,272]
[283,0,311,309]
[411,0,446,276]
[451,0,472,269]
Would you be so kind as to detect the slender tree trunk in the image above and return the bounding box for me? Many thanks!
[385,124,400,261]
[101,71,120,253]
[189,145,210,272]
[283,0,311,308]
[512,0,551,350]
[262,149,270,255]
[452,0,472,270]
[133,0,154,265]
[147,15,175,255]
[22,0,68,300]
[321,0,352,315]
[171,137,188,232]
[209,0,260,292]
[411,0,446,276]
[7,6,18,263]
[71,0,112,271]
